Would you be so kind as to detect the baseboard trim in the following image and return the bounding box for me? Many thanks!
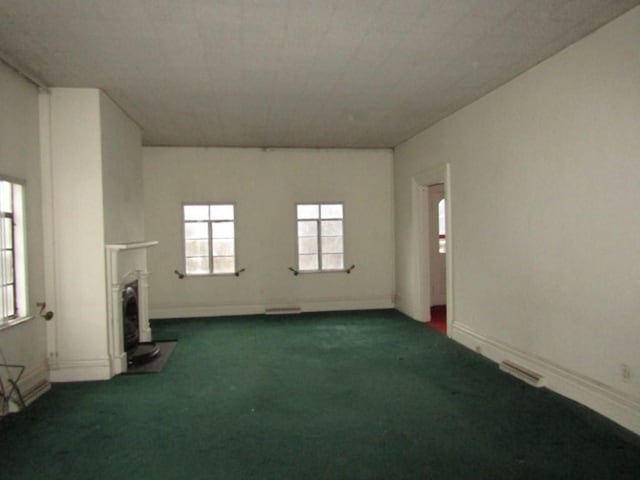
[150,297,394,319]
[3,361,51,413]
[48,358,113,382]
[452,322,640,435]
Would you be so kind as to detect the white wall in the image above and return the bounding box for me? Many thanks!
[45,88,145,382]
[394,7,640,433]
[100,92,144,245]
[47,89,109,381]
[144,147,394,317]
[0,61,49,403]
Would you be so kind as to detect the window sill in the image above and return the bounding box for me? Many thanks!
[0,315,36,333]
[184,273,238,278]
[298,269,348,274]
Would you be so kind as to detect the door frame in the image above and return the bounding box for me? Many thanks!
[412,163,454,336]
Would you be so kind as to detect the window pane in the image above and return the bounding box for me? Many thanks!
[212,239,234,256]
[2,285,14,317]
[322,254,344,270]
[321,220,343,236]
[438,199,446,236]
[213,256,235,274]
[185,239,209,257]
[297,204,319,219]
[186,257,209,274]
[210,204,234,221]
[297,220,317,236]
[298,236,318,255]
[184,222,208,239]
[321,204,342,219]
[2,251,14,284]
[184,205,209,221]
[321,236,343,254]
[1,217,12,249]
[299,254,318,271]
[212,221,234,239]
[0,182,12,213]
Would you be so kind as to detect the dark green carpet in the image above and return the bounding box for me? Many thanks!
[1,310,638,479]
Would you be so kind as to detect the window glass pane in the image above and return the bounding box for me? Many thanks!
[3,285,14,317]
[1,286,8,318]
[321,204,343,219]
[322,254,344,270]
[321,236,343,254]
[186,257,209,274]
[212,221,234,239]
[297,220,317,236]
[213,256,235,274]
[0,182,12,213]
[297,204,319,219]
[321,220,343,236]
[184,205,209,221]
[439,238,446,254]
[184,222,208,239]
[298,236,318,255]
[299,254,318,271]
[2,251,14,283]
[1,217,12,249]
[438,199,446,236]
[212,239,235,256]
[185,239,209,257]
[210,204,234,221]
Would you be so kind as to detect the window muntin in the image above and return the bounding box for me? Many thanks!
[183,204,235,275]
[0,179,26,321]
[297,203,344,272]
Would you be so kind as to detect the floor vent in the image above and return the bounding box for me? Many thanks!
[264,307,301,315]
[500,360,544,387]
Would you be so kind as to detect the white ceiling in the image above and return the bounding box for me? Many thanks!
[1,0,638,148]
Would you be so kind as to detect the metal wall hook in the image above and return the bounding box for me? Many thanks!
[345,264,356,274]
[288,267,299,276]
[35,302,54,320]
[174,269,185,279]
[234,268,246,277]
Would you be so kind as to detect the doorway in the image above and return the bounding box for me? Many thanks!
[412,163,453,337]
[427,184,447,334]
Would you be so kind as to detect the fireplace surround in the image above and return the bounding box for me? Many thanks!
[105,241,158,376]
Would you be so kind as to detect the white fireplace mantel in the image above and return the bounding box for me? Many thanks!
[105,241,158,376]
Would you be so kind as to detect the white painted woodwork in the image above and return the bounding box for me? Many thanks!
[105,242,157,376]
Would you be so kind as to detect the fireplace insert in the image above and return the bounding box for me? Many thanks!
[122,281,160,366]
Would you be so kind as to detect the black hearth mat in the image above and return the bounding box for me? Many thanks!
[123,341,177,375]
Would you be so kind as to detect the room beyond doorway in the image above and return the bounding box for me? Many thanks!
[428,305,447,334]
[426,183,447,334]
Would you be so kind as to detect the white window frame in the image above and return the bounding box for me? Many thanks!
[296,202,345,273]
[183,203,236,276]
[0,177,27,324]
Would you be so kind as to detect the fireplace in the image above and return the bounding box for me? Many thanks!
[122,281,139,352]
[122,279,160,366]
[105,241,158,376]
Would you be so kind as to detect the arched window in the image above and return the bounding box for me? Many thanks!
[438,199,446,254]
